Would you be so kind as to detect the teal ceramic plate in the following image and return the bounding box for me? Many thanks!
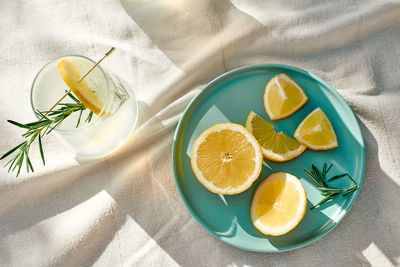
[172,64,365,252]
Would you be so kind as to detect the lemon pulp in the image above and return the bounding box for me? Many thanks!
[58,58,105,115]
[294,107,338,150]
[251,172,307,236]
[246,111,306,162]
[264,74,308,120]
[191,123,263,195]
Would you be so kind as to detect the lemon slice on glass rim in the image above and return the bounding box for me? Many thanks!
[58,58,108,115]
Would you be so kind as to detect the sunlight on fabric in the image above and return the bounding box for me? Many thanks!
[226,264,252,267]
[124,0,184,8]
[123,215,179,266]
[362,242,395,267]
[230,0,304,27]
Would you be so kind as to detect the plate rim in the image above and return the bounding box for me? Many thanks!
[172,63,366,253]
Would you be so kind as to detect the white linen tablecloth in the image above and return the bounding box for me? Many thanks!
[0,0,399,266]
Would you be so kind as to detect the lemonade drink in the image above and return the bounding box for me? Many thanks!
[30,55,138,156]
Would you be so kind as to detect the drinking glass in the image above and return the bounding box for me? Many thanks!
[30,55,138,156]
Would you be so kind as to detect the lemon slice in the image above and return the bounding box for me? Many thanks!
[251,172,307,236]
[294,107,338,150]
[58,58,105,115]
[191,123,263,195]
[246,111,306,162]
[264,74,308,120]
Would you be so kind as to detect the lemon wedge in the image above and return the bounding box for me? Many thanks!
[294,108,338,150]
[191,123,263,195]
[246,111,306,162]
[264,74,308,120]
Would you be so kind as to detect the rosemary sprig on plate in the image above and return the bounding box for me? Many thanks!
[304,163,359,209]
[0,93,93,176]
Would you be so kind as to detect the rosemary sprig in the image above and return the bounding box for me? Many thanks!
[304,163,359,209]
[0,93,93,176]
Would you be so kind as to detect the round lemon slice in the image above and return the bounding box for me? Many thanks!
[58,58,105,115]
[246,111,306,162]
[191,123,263,195]
[264,74,308,120]
[294,107,338,150]
[251,172,307,236]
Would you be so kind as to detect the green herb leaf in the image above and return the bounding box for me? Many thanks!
[345,173,357,185]
[38,134,45,165]
[343,186,359,196]
[327,173,347,182]
[85,111,93,123]
[322,163,327,178]
[25,151,34,173]
[7,120,29,129]
[311,193,338,209]
[16,154,24,176]
[6,154,19,172]
[24,120,51,128]
[1,97,88,176]
[316,187,345,192]
[304,169,322,186]
[305,163,359,210]
[67,91,79,103]
[0,142,25,160]
[326,163,333,174]
[76,109,83,128]
[312,164,328,187]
